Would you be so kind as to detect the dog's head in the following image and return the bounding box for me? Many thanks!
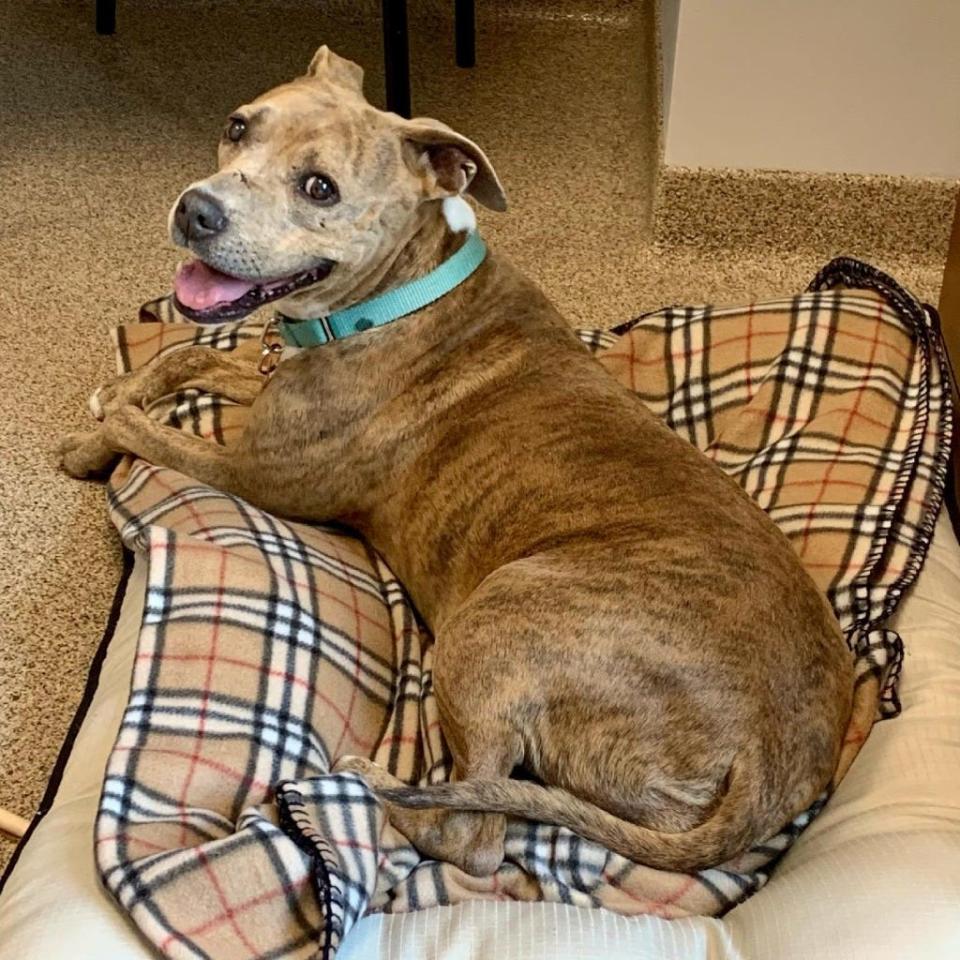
[169,47,506,323]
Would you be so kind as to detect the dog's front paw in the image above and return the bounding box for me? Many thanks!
[57,429,117,478]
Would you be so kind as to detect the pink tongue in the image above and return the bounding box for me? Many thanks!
[173,259,257,311]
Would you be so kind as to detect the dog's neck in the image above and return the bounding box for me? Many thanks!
[372,208,465,298]
[279,202,467,322]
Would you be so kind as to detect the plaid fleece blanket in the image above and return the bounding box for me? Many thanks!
[96,259,952,960]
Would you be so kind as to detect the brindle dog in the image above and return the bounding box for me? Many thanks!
[59,47,853,876]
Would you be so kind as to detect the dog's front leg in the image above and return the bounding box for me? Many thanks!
[59,346,265,479]
[91,344,264,419]
[60,405,243,493]
[62,405,356,523]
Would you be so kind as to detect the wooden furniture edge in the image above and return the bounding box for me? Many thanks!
[937,185,960,540]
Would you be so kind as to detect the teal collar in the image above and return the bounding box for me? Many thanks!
[276,230,487,348]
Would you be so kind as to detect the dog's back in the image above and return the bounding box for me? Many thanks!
[339,250,853,868]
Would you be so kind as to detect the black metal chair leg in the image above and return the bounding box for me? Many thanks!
[95,0,116,34]
[381,0,412,118]
[455,0,476,68]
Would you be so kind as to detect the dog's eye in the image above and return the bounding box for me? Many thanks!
[301,173,339,205]
[225,117,246,143]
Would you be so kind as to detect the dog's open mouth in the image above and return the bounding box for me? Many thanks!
[173,258,335,323]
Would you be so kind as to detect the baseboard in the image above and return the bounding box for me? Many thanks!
[656,166,958,261]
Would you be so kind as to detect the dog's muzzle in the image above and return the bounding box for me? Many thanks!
[173,189,229,245]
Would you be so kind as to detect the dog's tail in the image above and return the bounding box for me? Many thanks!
[378,760,762,873]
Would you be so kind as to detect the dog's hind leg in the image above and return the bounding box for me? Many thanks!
[337,728,518,877]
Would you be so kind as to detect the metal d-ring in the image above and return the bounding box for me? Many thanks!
[258,319,284,377]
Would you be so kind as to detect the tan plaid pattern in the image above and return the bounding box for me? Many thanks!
[97,259,952,959]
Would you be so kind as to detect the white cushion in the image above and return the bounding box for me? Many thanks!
[2,514,959,960]
[0,558,148,958]
[725,507,960,960]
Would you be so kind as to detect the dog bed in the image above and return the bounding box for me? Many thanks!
[1,259,958,960]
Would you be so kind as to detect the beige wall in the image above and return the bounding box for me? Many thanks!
[659,0,681,120]
[663,0,960,177]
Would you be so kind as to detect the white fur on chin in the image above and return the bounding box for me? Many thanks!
[442,196,476,233]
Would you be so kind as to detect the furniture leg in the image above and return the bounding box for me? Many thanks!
[936,186,960,537]
[455,0,476,68]
[381,0,412,117]
[95,0,116,35]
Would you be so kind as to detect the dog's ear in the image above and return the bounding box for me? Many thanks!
[306,46,364,95]
[401,119,507,212]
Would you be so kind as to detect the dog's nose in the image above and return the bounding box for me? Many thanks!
[174,189,228,242]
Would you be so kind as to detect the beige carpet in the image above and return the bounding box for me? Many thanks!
[0,0,951,870]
